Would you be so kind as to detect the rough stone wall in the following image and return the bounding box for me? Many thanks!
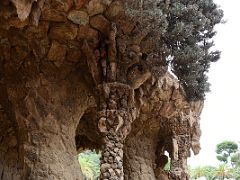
[0,0,204,179]
[76,73,203,180]
[13,81,93,180]
[0,0,97,177]
[0,87,22,179]
[124,132,158,180]
[0,73,95,179]
[122,73,203,180]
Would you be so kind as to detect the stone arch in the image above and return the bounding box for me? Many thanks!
[75,107,103,153]
[0,70,96,179]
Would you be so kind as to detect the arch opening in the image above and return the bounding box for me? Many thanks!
[75,108,103,180]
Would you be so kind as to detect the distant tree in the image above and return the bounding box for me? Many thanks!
[231,167,240,180]
[230,148,240,179]
[231,152,240,167]
[214,164,234,180]
[191,166,206,179]
[189,165,238,180]
[189,166,216,180]
[216,141,238,165]
[203,166,216,180]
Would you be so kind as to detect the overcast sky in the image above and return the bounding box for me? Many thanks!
[188,0,240,167]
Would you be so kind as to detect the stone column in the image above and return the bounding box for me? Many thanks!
[170,135,190,180]
[13,91,84,180]
[1,77,93,180]
[123,135,159,180]
[98,83,135,180]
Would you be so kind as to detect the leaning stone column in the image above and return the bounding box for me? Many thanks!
[170,135,190,180]
[98,83,135,180]
[11,89,85,180]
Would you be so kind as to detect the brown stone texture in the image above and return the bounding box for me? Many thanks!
[123,74,203,180]
[97,83,135,179]
[0,0,204,179]
[0,45,96,179]
[90,15,110,35]
[67,10,89,25]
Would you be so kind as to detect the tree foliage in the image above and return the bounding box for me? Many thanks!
[214,164,235,180]
[216,141,238,165]
[202,166,217,180]
[158,0,224,100]
[78,151,100,180]
[190,166,206,179]
[189,165,236,180]
[189,141,240,180]
[231,152,240,167]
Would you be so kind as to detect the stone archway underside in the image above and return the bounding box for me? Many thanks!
[76,74,203,180]
[0,0,203,179]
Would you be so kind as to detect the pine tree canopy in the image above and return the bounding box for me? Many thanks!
[158,0,224,100]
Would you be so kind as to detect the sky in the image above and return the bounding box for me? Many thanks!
[188,0,240,167]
